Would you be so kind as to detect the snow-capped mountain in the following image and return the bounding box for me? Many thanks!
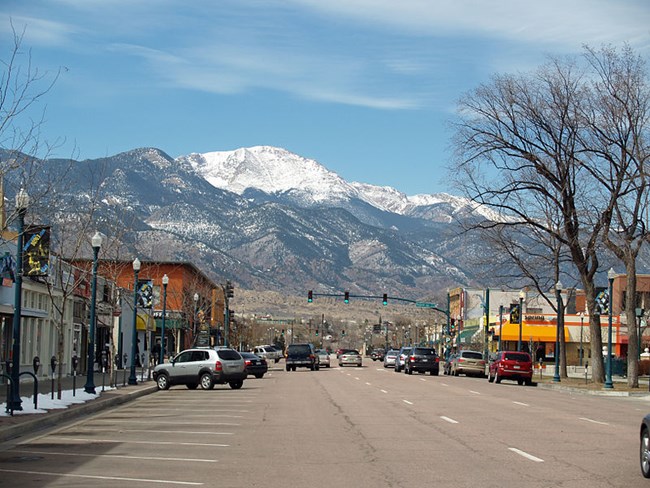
[3,146,502,301]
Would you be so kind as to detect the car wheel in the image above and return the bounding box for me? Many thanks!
[156,374,170,390]
[186,383,198,390]
[407,367,413,375]
[316,364,320,371]
[229,380,243,390]
[517,379,524,385]
[200,373,214,390]
[255,374,264,379]
[357,363,361,367]
[488,372,494,383]
[641,427,650,478]
[495,371,502,384]
[525,378,532,386]
[286,365,291,372]
[292,366,296,371]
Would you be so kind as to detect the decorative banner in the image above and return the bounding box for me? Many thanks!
[509,303,521,324]
[0,253,15,282]
[137,280,154,309]
[23,226,50,277]
[595,287,609,314]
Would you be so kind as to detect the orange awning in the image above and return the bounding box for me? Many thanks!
[500,322,567,342]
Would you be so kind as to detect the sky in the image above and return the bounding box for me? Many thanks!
[0,1,649,196]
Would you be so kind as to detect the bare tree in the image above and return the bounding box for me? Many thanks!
[451,54,620,384]
[580,45,650,387]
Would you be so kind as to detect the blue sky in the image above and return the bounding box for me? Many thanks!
[1,1,649,195]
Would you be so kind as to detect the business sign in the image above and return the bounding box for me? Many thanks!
[136,280,154,308]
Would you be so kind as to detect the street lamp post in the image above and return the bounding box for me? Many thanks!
[518,289,525,352]
[128,258,140,385]
[605,267,615,389]
[579,312,584,367]
[7,189,29,412]
[160,274,168,364]
[498,305,503,352]
[554,281,563,383]
[84,231,103,394]
[193,293,199,345]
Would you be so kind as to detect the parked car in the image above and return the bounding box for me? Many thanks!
[153,347,246,390]
[339,349,363,367]
[394,347,412,373]
[317,349,331,368]
[451,350,486,377]
[285,343,319,371]
[641,414,650,478]
[404,347,440,375]
[336,348,354,358]
[443,354,457,375]
[488,351,533,385]
[370,349,385,361]
[383,349,399,368]
[253,345,282,363]
[240,352,268,378]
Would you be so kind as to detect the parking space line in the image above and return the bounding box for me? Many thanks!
[579,417,609,426]
[0,468,203,485]
[15,449,217,463]
[365,382,371,386]
[419,378,427,382]
[440,416,459,424]
[380,389,388,394]
[508,447,544,462]
[440,383,449,387]
[469,390,481,395]
[403,400,413,405]
[512,401,529,407]
[45,437,230,447]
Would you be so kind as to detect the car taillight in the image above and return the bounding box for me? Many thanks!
[435,357,440,363]
[215,360,223,371]
[409,355,416,361]
[245,360,252,367]
[459,358,465,363]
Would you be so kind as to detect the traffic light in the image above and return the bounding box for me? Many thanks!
[450,318,455,334]
[225,280,234,299]
[344,291,349,303]
[382,293,388,306]
[308,290,313,303]
[342,329,345,336]
[315,329,319,336]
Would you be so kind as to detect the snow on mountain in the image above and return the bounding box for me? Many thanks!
[178,145,503,223]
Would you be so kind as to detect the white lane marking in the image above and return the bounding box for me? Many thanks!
[376,369,384,372]
[365,382,372,386]
[580,417,609,426]
[47,437,229,447]
[509,447,544,463]
[380,389,388,394]
[126,430,233,435]
[403,400,413,405]
[0,468,203,485]
[420,378,427,382]
[440,383,449,387]
[440,416,459,424]
[90,420,240,426]
[355,377,360,380]
[513,401,529,407]
[15,449,217,463]
[469,390,481,395]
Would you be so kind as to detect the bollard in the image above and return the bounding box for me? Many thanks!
[140,353,145,382]
[101,349,108,392]
[122,353,128,386]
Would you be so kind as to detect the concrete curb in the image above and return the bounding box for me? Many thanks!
[0,384,158,444]
[537,382,650,398]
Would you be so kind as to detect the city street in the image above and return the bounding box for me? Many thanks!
[0,358,646,487]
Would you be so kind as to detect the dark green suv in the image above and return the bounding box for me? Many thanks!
[285,343,319,371]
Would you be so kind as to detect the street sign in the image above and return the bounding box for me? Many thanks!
[415,302,437,308]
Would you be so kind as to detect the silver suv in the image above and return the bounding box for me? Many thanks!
[153,347,246,390]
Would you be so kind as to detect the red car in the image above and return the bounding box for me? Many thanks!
[488,351,533,386]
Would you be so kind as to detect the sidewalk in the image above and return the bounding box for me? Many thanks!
[0,369,158,444]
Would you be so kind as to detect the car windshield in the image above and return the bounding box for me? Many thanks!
[345,350,360,355]
[503,352,530,361]
[413,348,436,356]
[461,351,483,360]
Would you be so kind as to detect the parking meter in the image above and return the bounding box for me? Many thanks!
[5,359,11,375]
[123,353,128,365]
[32,356,40,375]
[101,350,108,371]
[72,355,79,373]
[50,355,57,374]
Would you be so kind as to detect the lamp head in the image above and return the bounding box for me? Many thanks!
[91,231,103,249]
[132,257,141,272]
[162,274,169,286]
[519,289,526,300]
[607,267,616,280]
[193,292,199,302]
[15,188,29,211]
[555,281,563,291]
